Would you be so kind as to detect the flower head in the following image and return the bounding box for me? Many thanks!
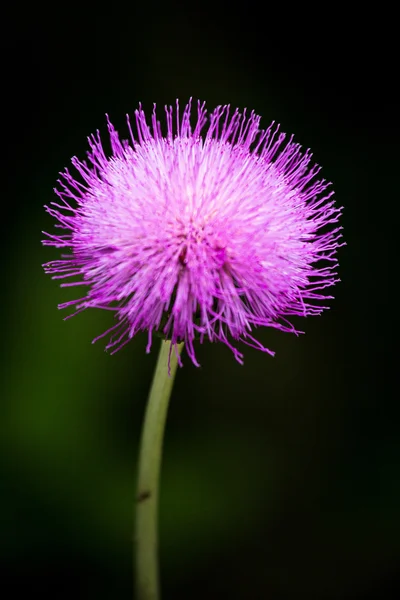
[43,99,343,366]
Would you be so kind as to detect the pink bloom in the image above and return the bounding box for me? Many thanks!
[43,100,343,366]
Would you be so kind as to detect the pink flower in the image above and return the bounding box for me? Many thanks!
[43,100,343,366]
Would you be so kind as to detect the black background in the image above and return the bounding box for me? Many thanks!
[1,3,397,599]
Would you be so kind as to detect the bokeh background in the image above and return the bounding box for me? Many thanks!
[1,4,397,599]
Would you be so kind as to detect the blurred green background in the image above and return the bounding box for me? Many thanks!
[1,4,397,599]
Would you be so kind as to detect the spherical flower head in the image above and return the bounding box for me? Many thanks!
[43,99,344,366]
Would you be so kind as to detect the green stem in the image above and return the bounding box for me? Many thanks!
[135,340,183,600]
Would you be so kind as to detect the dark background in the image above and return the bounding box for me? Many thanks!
[1,3,397,599]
